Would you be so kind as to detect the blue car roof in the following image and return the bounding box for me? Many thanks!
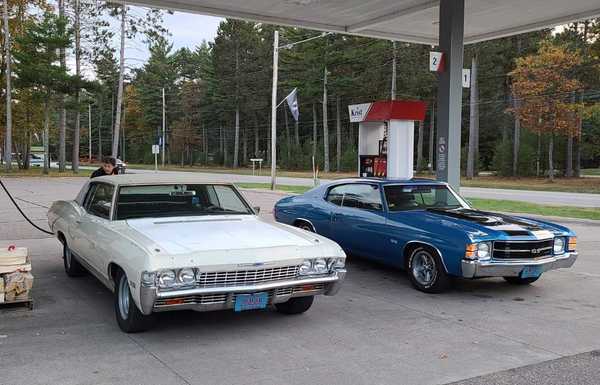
[326,177,446,186]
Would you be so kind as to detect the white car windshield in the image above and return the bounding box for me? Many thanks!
[115,184,252,220]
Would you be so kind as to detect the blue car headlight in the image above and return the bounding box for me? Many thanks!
[476,242,492,260]
[465,242,492,261]
[553,237,565,255]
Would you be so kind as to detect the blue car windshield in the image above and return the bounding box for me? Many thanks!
[384,185,466,212]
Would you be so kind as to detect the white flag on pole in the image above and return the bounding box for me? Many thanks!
[285,88,299,121]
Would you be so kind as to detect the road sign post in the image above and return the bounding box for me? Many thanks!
[152,144,159,172]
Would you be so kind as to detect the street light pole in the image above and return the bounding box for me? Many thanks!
[88,103,92,163]
[270,31,331,190]
[162,87,166,167]
[3,0,12,171]
[270,30,279,190]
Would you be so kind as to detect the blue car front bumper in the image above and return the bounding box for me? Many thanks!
[461,252,578,278]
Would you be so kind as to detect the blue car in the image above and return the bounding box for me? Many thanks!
[274,178,578,293]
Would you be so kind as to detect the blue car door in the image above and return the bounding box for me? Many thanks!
[325,183,388,259]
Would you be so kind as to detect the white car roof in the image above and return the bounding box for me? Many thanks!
[92,173,235,187]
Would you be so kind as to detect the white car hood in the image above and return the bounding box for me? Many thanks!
[126,215,314,255]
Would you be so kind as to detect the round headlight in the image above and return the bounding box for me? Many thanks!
[158,270,176,288]
[299,260,312,275]
[141,271,156,287]
[313,258,328,274]
[553,237,565,254]
[329,258,345,270]
[177,268,196,285]
[476,242,491,260]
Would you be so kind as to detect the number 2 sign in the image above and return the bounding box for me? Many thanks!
[429,51,444,72]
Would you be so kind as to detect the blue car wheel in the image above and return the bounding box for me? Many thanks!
[407,246,450,293]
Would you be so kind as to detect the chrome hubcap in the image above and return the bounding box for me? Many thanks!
[118,276,130,320]
[300,224,313,232]
[412,251,437,286]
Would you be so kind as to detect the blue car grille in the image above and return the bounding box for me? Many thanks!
[493,239,553,259]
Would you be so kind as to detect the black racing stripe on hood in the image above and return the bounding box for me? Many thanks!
[426,208,543,231]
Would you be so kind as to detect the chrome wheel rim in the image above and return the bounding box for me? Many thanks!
[412,251,437,286]
[299,224,313,232]
[64,246,72,268]
[118,276,130,320]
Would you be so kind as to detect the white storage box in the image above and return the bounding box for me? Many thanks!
[0,247,28,266]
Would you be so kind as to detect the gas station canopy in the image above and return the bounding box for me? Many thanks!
[130,0,600,45]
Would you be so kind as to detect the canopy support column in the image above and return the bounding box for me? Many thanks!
[436,0,464,191]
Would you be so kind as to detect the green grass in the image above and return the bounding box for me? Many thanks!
[461,176,600,194]
[235,182,311,194]
[236,183,600,221]
[583,168,600,176]
[469,198,600,221]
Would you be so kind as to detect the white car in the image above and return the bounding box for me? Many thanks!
[47,174,347,333]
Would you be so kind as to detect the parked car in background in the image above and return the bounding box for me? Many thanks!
[29,153,44,167]
[274,178,577,293]
[116,158,127,174]
[47,175,347,332]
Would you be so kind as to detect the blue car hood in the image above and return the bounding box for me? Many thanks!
[388,208,560,241]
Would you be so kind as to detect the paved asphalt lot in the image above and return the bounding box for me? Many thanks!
[1,177,600,385]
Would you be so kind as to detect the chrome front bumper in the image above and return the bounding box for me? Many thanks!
[138,270,346,315]
[461,252,578,279]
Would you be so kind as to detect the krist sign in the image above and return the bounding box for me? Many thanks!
[348,103,372,122]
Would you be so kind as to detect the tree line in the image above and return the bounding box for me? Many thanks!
[1,1,599,179]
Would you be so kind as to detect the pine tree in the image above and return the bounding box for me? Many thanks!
[13,12,79,174]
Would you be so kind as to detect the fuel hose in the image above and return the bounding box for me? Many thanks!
[0,177,54,235]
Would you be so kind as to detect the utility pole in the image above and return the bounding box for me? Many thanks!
[122,92,126,162]
[466,54,478,179]
[270,30,279,190]
[112,5,126,157]
[88,104,92,163]
[2,0,12,171]
[322,66,329,173]
[58,0,66,172]
[162,87,166,167]
[72,0,81,173]
[391,41,397,100]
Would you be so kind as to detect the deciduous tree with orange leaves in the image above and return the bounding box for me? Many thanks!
[509,42,583,181]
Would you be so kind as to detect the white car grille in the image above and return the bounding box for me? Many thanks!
[196,265,300,288]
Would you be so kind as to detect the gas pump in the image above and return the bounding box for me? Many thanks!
[348,100,426,179]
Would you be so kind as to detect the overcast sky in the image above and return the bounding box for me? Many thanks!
[75,7,223,78]
[125,8,223,68]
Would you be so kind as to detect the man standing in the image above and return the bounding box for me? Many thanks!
[91,156,118,178]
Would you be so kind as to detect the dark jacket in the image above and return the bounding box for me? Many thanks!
[90,167,118,179]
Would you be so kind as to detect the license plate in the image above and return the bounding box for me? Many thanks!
[521,265,543,278]
[234,292,269,312]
